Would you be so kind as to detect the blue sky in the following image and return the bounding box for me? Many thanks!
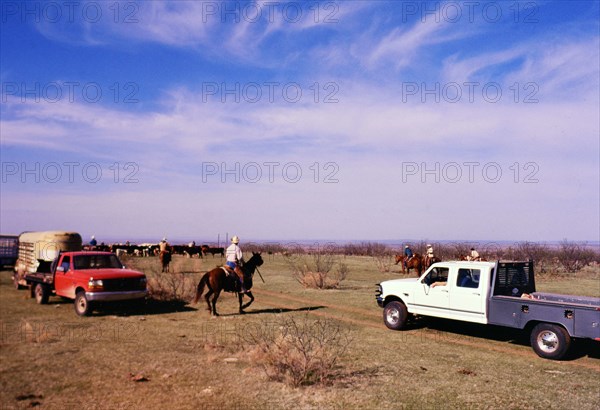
[1,0,599,243]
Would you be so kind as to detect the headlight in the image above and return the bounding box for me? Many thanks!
[88,278,104,290]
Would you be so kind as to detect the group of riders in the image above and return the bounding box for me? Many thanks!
[400,244,482,270]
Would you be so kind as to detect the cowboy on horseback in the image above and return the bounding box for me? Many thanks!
[425,244,435,268]
[225,235,246,293]
[403,245,413,270]
[159,237,172,272]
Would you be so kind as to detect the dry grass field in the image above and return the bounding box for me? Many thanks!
[1,254,599,409]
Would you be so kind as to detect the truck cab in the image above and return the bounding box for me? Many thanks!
[378,261,497,325]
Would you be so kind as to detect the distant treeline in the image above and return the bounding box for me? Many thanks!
[241,240,599,273]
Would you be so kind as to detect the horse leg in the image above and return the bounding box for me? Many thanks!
[211,289,221,316]
[238,293,245,314]
[204,288,214,313]
[241,291,254,311]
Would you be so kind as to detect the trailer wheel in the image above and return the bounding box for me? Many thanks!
[34,283,50,305]
[13,275,24,290]
[383,301,408,330]
[74,291,93,316]
[530,323,571,360]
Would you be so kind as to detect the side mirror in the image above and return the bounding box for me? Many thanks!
[56,266,65,272]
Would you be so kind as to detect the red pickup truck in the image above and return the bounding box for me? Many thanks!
[25,251,148,316]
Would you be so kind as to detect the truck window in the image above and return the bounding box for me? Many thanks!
[456,268,480,288]
[60,256,71,272]
[73,254,123,270]
[423,267,449,285]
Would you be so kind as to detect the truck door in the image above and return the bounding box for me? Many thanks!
[412,266,451,315]
[53,255,76,299]
[449,268,486,323]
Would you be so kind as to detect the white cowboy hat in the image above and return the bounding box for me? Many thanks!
[231,235,240,244]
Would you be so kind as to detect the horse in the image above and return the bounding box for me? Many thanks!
[192,252,263,316]
[395,253,424,276]
[160,250,172,273]
[424,255,441,269]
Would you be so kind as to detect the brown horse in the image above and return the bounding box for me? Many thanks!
[424,255,441,269]
[160,250,172,273]
[395,253,424,276]
[192,252,263,316]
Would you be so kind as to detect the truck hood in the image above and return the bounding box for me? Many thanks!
[380,278,421,295]
[381,278,419,286]
[79,268,145,279]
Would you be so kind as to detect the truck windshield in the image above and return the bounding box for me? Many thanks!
[73,254,123,270]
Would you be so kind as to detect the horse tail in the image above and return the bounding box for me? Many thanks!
[193,274,209,304]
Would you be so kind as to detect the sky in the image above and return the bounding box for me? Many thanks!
[1,0,599,244]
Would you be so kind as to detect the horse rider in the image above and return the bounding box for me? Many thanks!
[425,244,435,267]
[226,236,246,293]
[467,247,480,261]
[159,237,170,256]
[403,245,413,270]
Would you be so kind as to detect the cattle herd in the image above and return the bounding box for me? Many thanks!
[83,243,224,258]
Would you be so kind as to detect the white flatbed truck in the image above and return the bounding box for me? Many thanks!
[376,260,600,360]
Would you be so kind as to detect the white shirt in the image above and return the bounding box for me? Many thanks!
[226,243,243,263]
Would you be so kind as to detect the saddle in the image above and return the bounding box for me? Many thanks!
[221,266,241,293]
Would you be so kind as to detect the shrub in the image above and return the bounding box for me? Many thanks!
[285,250,349,289]
[556,240,597,273]
[243,316,353,387]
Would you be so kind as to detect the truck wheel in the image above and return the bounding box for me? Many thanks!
[74,291,93,316]
[383,301,408,330]
[530,323,571,360]
[34,283,50,305]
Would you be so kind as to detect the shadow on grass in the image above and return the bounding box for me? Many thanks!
[93,298,197,317]
[219,306,326,317]
[406,316,600,361]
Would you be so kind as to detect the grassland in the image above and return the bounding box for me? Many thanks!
[1,254,599,409]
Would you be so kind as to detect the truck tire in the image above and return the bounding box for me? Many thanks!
[530,323,571,360]
[34,283,50,305]
[74,291,93,316]
[383,301,408,330]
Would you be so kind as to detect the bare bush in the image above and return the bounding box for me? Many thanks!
[557,240,598,273]
[243,316,353,387]
[146,268,197,302]
[285,250,349,289]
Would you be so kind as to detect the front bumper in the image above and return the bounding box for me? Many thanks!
[376,284,384,307]
[86,290,148,302]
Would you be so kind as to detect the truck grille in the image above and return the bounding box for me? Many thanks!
[102,278,146,292]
